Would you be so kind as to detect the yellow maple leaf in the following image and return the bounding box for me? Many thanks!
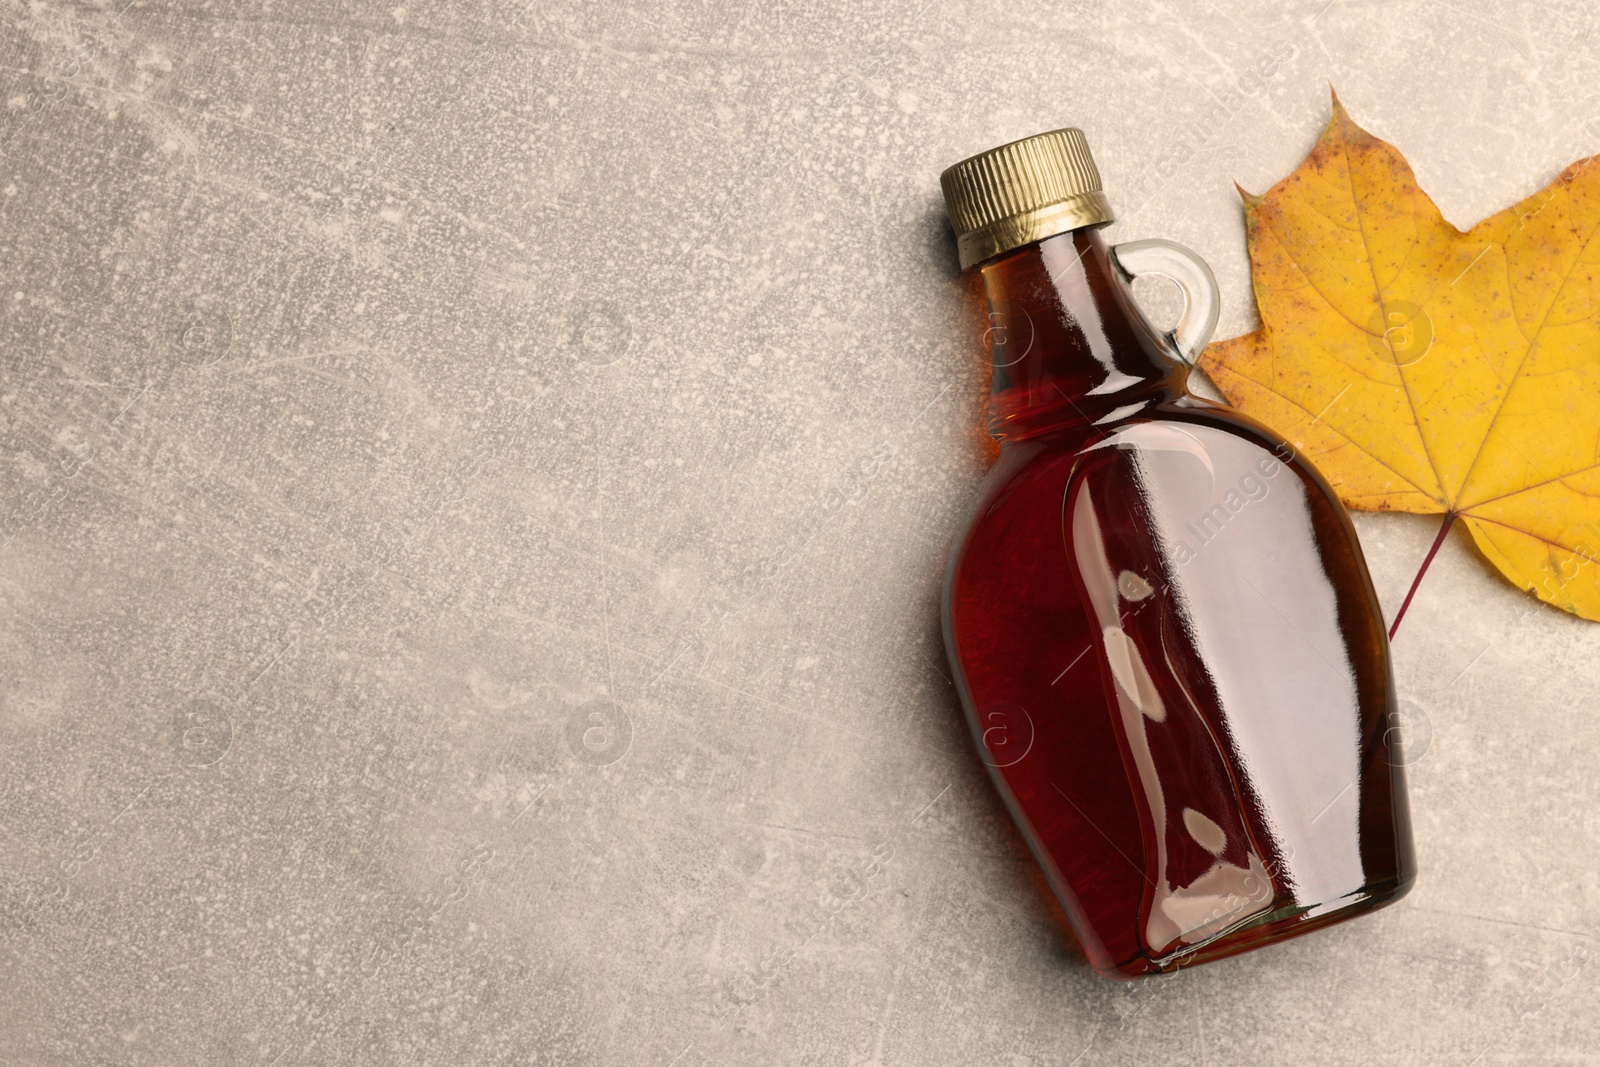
[1199,93,1600,627]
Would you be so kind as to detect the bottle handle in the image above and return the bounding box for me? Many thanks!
[1110,238,1221,366]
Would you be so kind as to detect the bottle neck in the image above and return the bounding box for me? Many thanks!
[978,228,1186,444]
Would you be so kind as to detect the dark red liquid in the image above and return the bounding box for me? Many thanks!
[943,228,1415,978]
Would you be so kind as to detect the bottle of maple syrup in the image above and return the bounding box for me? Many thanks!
[939,129,1415,978]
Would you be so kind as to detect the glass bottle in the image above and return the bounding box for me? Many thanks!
[939,129,1415,978]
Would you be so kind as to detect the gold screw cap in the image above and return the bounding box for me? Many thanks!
[939,128,1114,270]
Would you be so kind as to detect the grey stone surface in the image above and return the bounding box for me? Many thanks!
[1,0,1597,1063]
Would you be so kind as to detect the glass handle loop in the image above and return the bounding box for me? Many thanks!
[1111,238,1222,366]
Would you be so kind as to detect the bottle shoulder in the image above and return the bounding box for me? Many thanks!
[988,398,1296,480]
[952,400,1312,564]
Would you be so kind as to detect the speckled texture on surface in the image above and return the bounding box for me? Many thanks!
[1,1,1597,1064]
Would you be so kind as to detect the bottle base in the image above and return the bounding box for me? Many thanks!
[1097,870,1418,979]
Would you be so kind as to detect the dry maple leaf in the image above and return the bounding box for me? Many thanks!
[1199,93,1600,632]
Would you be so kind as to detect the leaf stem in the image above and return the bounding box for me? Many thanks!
[1388,512,1457,640]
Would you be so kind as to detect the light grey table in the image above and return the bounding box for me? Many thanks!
[1,1,1595,1063]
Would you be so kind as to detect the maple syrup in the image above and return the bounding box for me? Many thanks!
[940,129,1415,977]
